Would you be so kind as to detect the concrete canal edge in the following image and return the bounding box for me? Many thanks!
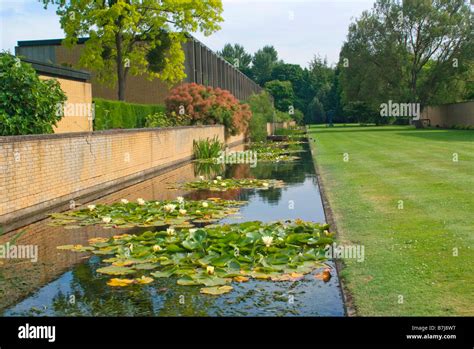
[306,126,357,317]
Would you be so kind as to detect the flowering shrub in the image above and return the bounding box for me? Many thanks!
[165,83,252,136]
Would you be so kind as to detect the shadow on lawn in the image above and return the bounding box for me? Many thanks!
[308,126,415,134]
[395,129,474,142]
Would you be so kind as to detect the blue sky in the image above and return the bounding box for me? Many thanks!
[0,0,375,67]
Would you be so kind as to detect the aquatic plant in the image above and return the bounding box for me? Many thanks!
[49,197,246,228]
[193,136,224,160]
[57,220,335,295]
[169,177,284,191]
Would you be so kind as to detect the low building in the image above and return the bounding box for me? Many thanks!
[22,58,93,133]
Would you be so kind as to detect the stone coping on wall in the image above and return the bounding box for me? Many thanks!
[0,125,221,143]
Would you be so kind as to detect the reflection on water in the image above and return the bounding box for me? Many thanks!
[1,143,345,316]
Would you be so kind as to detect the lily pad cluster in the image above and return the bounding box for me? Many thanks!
[57,220,335,295]
[49,197,246,228]
[248,141,306,162]
[170,176,285,192]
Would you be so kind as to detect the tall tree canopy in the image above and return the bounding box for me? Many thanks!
[42,0,224,100]
[217,43,252,77]
[339,0,473,111]
[251,45,280,85]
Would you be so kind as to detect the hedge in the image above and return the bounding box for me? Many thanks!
[93,98,166,130]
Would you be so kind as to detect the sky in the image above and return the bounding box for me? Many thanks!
[0,0,375,67]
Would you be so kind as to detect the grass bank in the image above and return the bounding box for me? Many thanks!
[308,125,473,316]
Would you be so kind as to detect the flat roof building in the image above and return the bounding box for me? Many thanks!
[16,36,261,105]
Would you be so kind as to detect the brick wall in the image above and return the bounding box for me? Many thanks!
[0,125,235,231]
[421,101,474,128]
[38,75,93,133]
[55,45,173,105]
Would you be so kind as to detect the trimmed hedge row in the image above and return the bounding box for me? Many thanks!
[93,98,166,130]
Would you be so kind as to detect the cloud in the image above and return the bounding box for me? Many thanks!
[0,1,63,54]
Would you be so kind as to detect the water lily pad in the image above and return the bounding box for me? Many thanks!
[96,265,136,276]
[135,276,154,284]
[107,278,135,287]
[133,263,159,270]
[200,285,233,295]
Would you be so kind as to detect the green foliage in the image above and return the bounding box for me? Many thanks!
[57,220,334,294]
[270,63,307,112]
[248,112,267,142]
[50,197,245,228]
[264,80,294,112]
[42,0,224,100]
[193,136,224,160]
[0,52,66,136]
[291,109,304,125]
[344,101,381,125]
[339,0,473,111]
[172,177,285,191]
[251,45,279,85]
[247,91,275,122]
[247,91,278,141]
[306,96,326,124]
[145,111,173,128]
[93,98,166,130]
[217,43,252,77]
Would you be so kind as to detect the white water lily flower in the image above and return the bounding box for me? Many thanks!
[206,266,215,275]
[262,182,269,187]
[213,180,218,184]
[176,196,184,204]
[121,199,129,204]
[216,176,222,180]
[166,228,175,236]
[221,182,227,186]
[137,198,146,205]
[189,228,197,234]
[87,205,96,211]
[163,204,177,212]
[195,210,201,214]
[102,216,112,224]
[199,176,205,181]
[262,236,273,247]
[202,201,209,208]
[152,245,162,252]
[179,209,187,215]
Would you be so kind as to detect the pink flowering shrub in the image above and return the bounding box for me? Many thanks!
[165,83,252,136]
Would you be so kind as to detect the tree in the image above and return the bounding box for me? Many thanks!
[217,43,252,77]
[339,0,473,111]
[251,45,279,85]
[264,80,294,113]
[305,96,325,124]
[270,63,307,111]
[42,0,224,101]
[0,52,66,135]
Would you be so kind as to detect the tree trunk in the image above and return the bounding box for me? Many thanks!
[116,32,126,101]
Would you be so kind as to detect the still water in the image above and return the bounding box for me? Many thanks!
[1,143,345,316]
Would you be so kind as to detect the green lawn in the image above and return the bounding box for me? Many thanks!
[307,125,474,316]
